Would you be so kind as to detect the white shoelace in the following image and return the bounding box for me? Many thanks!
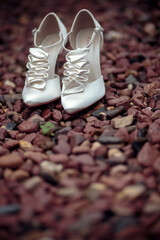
[25,48,50,89]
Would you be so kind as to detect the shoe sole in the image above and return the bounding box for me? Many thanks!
[64,94,105,115]
[24,96,61,108]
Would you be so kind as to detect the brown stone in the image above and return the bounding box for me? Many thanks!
[137,142,159,166]
[151,110,160,121]
[0,128,8,140]
[0,146,9,155]
[52,110,63,122]
[41,109,51,120]
[27,114,45,126]
[116,185,146,201]
[144,81,160,97]
[0,154,23,168]
[110,165,128,176]
[11,169,29,180]
[112,115,133,128]
[108,148,126,163]
[24,176,42,190]
[48,154,69,163]
[114,127,130,142]
[3,139,19,149]
[23,133,36,142]
[18,121,38,133]
[19,140,33,150]
[70,154,94,165]
[24,151,48,162]
[153,157,160,173]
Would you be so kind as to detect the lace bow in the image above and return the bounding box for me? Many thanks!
[25,48,50,89]
[62,47,90,95]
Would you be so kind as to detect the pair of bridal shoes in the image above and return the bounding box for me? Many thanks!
[22,9,105,114]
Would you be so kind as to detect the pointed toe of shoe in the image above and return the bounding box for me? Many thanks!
[61,95,81,114]
[22,86,44,107]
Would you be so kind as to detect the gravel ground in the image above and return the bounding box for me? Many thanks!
[0,0,160,239]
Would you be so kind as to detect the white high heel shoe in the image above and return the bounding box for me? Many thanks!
[22,12,67,107]
[61,9,105,114]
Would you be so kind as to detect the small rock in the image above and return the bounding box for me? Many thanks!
[0,154,23,168]
[92,107,107,120]
[23,133,36,142]
[40,160,63,183]
[41,160,63,172]
[19,140,32,150]
[55,126,72,136]
[105,30,123,41]
[153,94,160,101]
[18,120,38,133]
[5,122,16,130]
[52,110,63,122]
[139,71,147,82]
[110,165,128,176]
[0,128,8,140]
[12,112,23,124]
[24,151,47,162]
[3,168,13,179]
[72,119,86,128]
[54,135,71,155]
[106,106,125,119]
[147,68,157,78]
[27,114,45,126]
[11,169,29,180]
[107,96,130,106]
[13,99,24,112]
[48,154,69,163]
[143,203,160,214]
[0,204,21,215]
[118,88,132,97]
[84,123,96,133]
[57,187,78,197]
[125,75,138,84]
[89,182,106,191]
[137,142,159,166]
[69,133,84,147]
[91,142,102,151]
[144,81,160,97]
[72,145,90,154]
[0,95,5,105]
[24,176,42,190]
[108,148,126,163]
[41,109,51,120]
[0,146,8,155]
[8,130,19,139]
[151,110,160,121]
[3,139,19,149]
[70,154,94,165]
[116,185,146,201]
[94,145,107,157]
[144,22,156,37]
[149,130,160,144]
[112,115,133,128]
[98,135,122,144]
[114,127,130,142]
[34,135,53,150]
[4,80,16,88]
